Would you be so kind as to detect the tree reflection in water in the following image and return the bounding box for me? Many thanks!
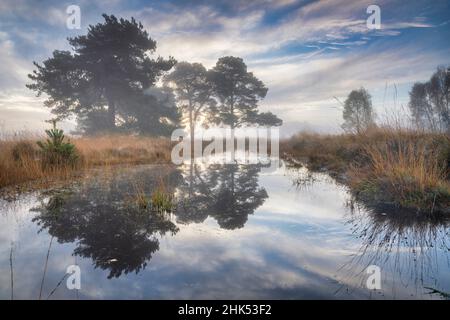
[31,167,181,279]
[175,162,268,229]
[30,163,269,279]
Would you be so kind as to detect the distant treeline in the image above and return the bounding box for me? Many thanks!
[338,66,449,135]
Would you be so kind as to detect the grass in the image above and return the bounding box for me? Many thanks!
[131,178,174,213]
[0,133,172,190]
[150,181,175,213]
[282,127,450,213]
[74,135,172,166]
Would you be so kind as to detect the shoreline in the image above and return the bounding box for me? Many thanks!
[282,128,450,215]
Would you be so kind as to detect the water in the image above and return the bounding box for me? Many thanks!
[0,162,448,299]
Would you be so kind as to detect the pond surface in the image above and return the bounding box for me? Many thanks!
[0,162,449,299]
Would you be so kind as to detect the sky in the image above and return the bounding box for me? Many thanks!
[0,0,449,136]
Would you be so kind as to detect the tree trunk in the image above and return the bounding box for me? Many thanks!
[189,157,193,198]
[230,99,235,163]
[106,91,116,132]
[189,108,194,158]
[108,102,116,131]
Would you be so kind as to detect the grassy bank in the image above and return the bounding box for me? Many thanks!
[282,128,450,213]
[0,134,172,189]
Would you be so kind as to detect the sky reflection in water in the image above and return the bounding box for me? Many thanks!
[0,163,448,299]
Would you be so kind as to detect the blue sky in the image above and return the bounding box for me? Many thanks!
[0,0,449,135]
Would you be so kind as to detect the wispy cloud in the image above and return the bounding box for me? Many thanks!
[0,0,449,132]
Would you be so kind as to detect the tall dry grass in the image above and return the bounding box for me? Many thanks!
[0,138,46,188]
[74,135,172,166]
[0,134,172,189]
[282,127,450,212]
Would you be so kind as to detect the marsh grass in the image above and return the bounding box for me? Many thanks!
[131,178,174,213]
[74,135,172,166]
[0,134,172,189]
[150,185,174,213]
[132,181,151,210]
[282,127,450,213]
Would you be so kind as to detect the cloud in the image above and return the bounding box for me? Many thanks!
[0,0,448,132]
[0,0,68,26]
[252,39,450,131]
[0,37,30,89]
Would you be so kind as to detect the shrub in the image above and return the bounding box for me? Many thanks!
[37,122,79,169]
